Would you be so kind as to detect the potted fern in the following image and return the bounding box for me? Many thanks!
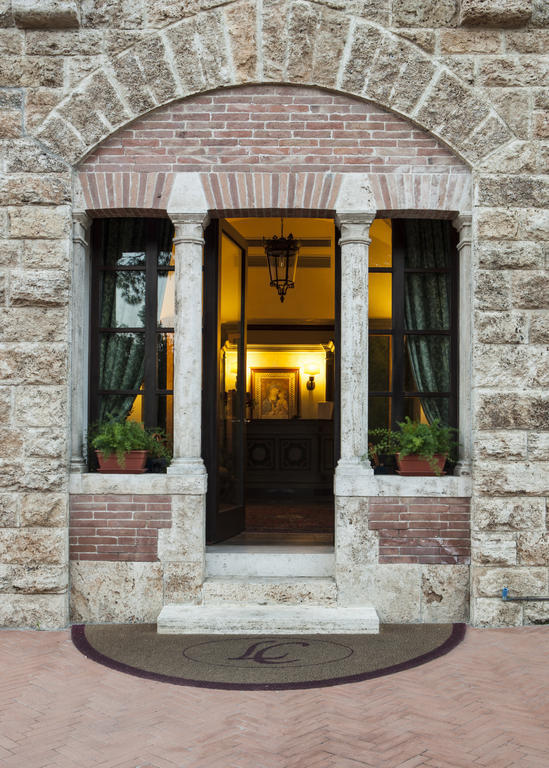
[91,418,150,473]
[395,417,456,476]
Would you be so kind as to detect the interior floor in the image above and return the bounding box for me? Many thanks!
[245,497,334,534]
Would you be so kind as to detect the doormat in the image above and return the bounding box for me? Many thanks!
[71,623,465,690]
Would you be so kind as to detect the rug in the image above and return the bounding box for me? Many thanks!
[72,623,465,690]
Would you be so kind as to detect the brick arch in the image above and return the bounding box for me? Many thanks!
[33,1,513,168]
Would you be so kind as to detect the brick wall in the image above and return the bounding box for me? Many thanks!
[369,497,471,565]
[69,495,172,562]
[79,85,467,176]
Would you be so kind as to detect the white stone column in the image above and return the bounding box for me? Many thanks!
[167,212,209,476]
[453,213,473,477]
[334,211,376,489]
[70,211,91,473]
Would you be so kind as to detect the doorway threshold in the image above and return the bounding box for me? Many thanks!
[207,531,334,552]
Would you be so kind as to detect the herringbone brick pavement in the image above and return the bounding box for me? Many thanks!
[0,626,547,767]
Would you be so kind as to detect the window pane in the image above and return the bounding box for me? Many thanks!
[97,393,143,424]
[369,273,392,328]
[158,220,175,266]
[157,395,173,445]
[101,218,146,267]
[157,332,174,390]
[404,273,450,330]
[100,271,146,328]
[369,396,391,430]
[404,219,451,269]
[403,396,449,427]
[99,332,145,391]
[369,335,391,392]
[405,335,450,392]
[369,219,392,267]
[157,271,175,327]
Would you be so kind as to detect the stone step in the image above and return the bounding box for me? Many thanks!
[202,577,337,606]
[205,550,334,578]
[157,604,379,634]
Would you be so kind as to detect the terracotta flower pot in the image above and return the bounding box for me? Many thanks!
[396,453,446,476]
[95,450,148,474]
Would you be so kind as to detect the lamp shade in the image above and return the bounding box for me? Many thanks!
[263,233,299,302]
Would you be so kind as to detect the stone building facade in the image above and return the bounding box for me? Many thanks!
[0,0,548,630]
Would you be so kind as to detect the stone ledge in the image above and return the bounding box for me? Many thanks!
[334,474,472,498]
[69,472,207,496]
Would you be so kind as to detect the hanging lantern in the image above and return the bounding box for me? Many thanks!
[263,219,299,303]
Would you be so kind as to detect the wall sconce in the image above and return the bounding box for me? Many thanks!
[304,366,320,391]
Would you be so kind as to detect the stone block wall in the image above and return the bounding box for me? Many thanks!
[69,494,172,562]
[0,0,547,627]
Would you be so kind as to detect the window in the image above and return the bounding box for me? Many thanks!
[89,218,175,448]
[368,218,458,433]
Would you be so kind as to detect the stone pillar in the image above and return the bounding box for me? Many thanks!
[334,212,376,486]
[70,211,90,473]
[453,213,473,477]
[167,212,209,476]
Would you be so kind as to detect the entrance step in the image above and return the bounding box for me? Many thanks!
[205,548,334,578]
[203,577,337,606]
[157,604,379,634]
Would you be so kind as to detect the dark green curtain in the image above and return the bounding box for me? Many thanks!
[98,219,147,422]
[403,220,451,425]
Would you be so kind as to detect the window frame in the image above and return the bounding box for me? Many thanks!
[89,217,175,435]
[368,218,459,434]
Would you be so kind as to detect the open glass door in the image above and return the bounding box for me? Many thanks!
[203,220,248,543]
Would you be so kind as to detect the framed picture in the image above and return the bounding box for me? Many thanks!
[251,368,299,420]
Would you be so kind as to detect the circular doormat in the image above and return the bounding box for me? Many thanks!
[72,623,465,690]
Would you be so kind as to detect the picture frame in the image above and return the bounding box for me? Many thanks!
[251,368,299,420]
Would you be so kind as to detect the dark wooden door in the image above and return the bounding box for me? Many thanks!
[203,220,248,543]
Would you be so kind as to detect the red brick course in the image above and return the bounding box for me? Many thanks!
[69,495,171,562]
[80,86,465,177]
[369,497,470,565]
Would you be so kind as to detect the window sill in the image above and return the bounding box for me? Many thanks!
[69,471,206,496]
[335,472,471,498]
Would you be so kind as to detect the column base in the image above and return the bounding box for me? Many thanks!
[167,458,207,476]
[454,461,472,477]
[70,458,87,474]
[334,458,375,496]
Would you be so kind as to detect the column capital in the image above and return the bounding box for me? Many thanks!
[169,212,210,246]
[336,211,376,246]
[452,213,472,249]
[72,210,91,246]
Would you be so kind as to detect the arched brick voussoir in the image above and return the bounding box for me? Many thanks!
[32,0,513,168]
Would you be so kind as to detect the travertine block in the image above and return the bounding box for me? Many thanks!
[14,385,66,427]
[0,389,10,424]
[511,272,549,308]
[479,141,538,174]
[474,431,527,460]
[0,529,66,565]
[472,597,522,627]
[0,564,67,593]
[476,394,549,430]
[476,462,549,496]
[474,312,528,344]
[80,0,144,27]
[345,564,421,622]
[23,239,69,270]
[0,429,23,457]
[0,343,67,385]
[523,602,549,624]
[0,593,67,629]
[226,0,257,83]
[473,345,549,389]
[20,492,66,527]
[528,432,549,460]
[0,495,17,527]
[132,35,180,104]
[35,116,87,165]
[472,533,517,565]
[421,565,469,622]
[476,241,542,270]
[0,240,21,267]
[0,307,68,342]
[70,561,163,623]
[473,497,545,531]
[12,0,80,29]
[439,29,501,53]
[477,209,520,240]
[520,209,549,240]
[8,206,70,239]
[0,174,70,206]
[460,0,532,27]
[530,313,549,343]
[340,23,382,92]
[517,532,548,565]
[393,0,457,27]
[474,271,510,310]
[472,566,545,596]
[9,270,68,306]
[163,561,203,604]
